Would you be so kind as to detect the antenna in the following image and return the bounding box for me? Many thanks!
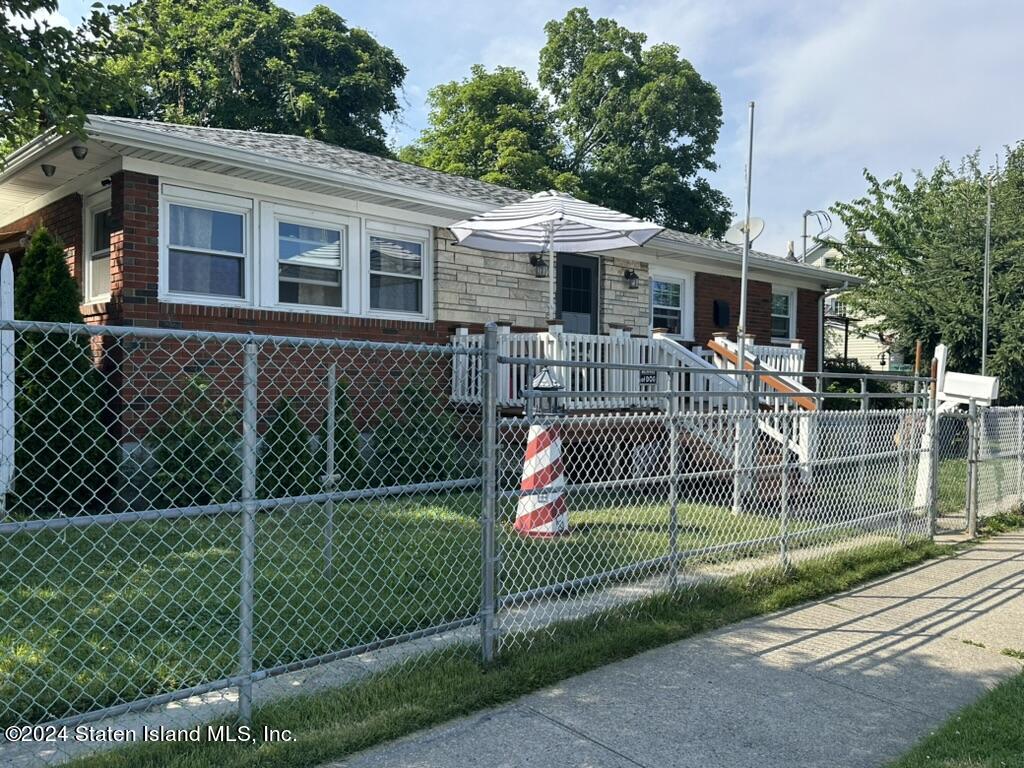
[724,216,765,246]
[801,209,832,259]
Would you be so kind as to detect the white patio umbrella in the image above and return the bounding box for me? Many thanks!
[449,190,663,320]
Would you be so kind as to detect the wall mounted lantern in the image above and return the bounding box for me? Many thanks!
[530,253,549,279]
[624,268,640,289]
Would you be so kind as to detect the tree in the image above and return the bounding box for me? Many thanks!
[12,228,115,514]
[403,7,731,235]
[0,1,121,158]
[540,8,730,235]
[258,396,315,499]
[828,144,1024,402]
[324,378,365,490]
[372,383,459,486]
[88,0,406,155]
[399,65,578,193]
[149,375,239,508]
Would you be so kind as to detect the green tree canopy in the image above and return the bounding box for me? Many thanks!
[403,7,731,235]
[89,0,406,155]
[1,0,120,158]
[828,144,1024,402]
[399,65,578,193]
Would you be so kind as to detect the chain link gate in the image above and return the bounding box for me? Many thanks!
[934,405,1024,534]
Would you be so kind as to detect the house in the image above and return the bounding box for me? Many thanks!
[803,243,897,371]
[0,116,855,382]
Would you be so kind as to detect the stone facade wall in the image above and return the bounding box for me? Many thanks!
[434,228,548,329]
[601,255,649,332]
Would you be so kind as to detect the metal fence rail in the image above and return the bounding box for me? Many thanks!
[0,319,1017,766]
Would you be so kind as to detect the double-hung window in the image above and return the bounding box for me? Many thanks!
[771,287,797,341]
[649,270,694,339]
[84,193,113,301]
[368,227,426,314]
[164,187,250,300]
[277,222,344,308]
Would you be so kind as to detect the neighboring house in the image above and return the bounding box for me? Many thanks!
[803,243,895,371]
[0,116,853,375]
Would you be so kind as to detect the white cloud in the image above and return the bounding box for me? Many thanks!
[8,6,73,30]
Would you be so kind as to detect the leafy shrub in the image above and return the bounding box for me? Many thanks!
[822,357,903,411]
[258,396,316,499]
[149,376,239,507]
[372,383,460,486]
[324,378,365,490]
[11,228,115,515]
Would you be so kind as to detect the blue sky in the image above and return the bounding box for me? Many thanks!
[49,0,1024,255]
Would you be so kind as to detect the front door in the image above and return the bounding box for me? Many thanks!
[556,254,599,334]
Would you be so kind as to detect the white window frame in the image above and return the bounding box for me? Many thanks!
[364,220,432,321]
[259,202,359,313]
[83,189,113,303]
[771,285,798,342]
[649,268,694,341]
[159,184,254,306]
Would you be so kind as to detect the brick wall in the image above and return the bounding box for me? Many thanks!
[4,192,83,284]
[797,288,822,373]
[694,273,772,347]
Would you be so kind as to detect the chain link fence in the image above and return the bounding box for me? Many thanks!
[0,319,1017,765]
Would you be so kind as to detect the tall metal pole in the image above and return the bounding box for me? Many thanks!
[981,175,993,376]
[736,101,755,373]
[732,100,755,516]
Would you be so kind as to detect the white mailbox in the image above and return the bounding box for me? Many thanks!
[942,371,1000,406]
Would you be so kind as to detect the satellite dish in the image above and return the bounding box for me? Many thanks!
[724,217,765,246]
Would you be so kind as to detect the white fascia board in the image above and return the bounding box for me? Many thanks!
[87,117,499,218]
[645,237,862,289]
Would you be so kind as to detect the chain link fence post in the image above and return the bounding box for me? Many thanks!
[967,398,979,538]
[1017,408,1024,507]
[779,410,791,571]
[926,359,940,538]
[480,323,498,664]
[666,389,679,590]
[238,339,258,725]
[323,363,336,579]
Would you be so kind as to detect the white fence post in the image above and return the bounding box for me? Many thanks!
[0,253,13,520]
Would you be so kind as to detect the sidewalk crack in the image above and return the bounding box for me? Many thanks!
[520,704,653,768]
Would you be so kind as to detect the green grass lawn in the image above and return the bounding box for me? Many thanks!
[1,490,824,727]
[887,672,1024,768]
[65,538,951,768]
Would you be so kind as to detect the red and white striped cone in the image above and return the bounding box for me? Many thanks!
[514,423,569,537]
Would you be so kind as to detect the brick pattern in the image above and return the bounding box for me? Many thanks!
[797,288,822,374]
[4,192,83,283]
[694,273,772,347]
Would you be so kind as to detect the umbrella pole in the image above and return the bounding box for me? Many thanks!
[548,241,556,321]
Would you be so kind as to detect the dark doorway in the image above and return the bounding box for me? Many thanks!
[556,254,599,334]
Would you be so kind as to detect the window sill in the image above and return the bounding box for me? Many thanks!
[157,295,432,324]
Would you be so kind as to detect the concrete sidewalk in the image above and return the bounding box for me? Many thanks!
[330,533,1024,768]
